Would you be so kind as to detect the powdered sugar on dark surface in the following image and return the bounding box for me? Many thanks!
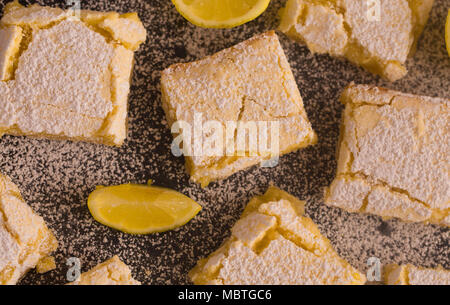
[0,0,448,285]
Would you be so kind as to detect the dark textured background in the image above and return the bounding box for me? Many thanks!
[0,0,448,285]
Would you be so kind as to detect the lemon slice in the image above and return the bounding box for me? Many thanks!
[446,9,450,56]
[88,183,202,234]
[171,0,271,28]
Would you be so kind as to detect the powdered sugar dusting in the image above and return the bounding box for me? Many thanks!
[0,173,57,284]
[279,0,435,81]
[326,84,449,226]
[343,0,413,62]
[11,20,114,118]
[408,265,450,284]
[0,0,446,285]
[161,31,316,184]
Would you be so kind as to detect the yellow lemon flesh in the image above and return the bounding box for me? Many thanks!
[446,9,450,56]
[171,0,271,28]
[88,184,202,234]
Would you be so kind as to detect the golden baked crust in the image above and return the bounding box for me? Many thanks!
[279,0,434,81]
[68,256,140,285]
[0,173,58,285]
[189,186,366,285]
[325,83,449,227]
[384,264,449,285]
[161,31,317,187]
[0,1,146,146]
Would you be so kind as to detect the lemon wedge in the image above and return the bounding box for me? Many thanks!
[446,9,450,56]
[171,0,271,28]
[88,183,202,234]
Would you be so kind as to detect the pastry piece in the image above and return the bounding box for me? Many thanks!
[0,1,146,146]
[68,256,140,285]
[161,31,317,187]
[0,173,58,285]
[279,0,434,81]
[325,83,449,227]
[35,256,56,274]
[189,186,366,285]
[384,264,449,285]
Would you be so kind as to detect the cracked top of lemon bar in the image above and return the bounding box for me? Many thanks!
[0,1,146,146]
[384,263,450,285]
[0,172,58,285]
[68,256,140,285]
[161,31,317,187]
[279,0,434,81]
[190,186,366,285]
[325,83,449,227]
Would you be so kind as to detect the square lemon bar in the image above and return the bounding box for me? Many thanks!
[325,83,449,227]
[0,173,58,285]
[279,0,434,81]
[0,1,146,146]
[189,186,366,285]
[68,256,140,285]
[161,31,317,187]
[384,264,449,285]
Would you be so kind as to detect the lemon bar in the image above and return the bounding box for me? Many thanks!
[0,173,58,285]
[384,264,450,285]
[68,256,140,285]
[161,31,317,187]
[279,0,434,81]
[0,1,146,146]
[325,83,449,227]
[189,187,366,285]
